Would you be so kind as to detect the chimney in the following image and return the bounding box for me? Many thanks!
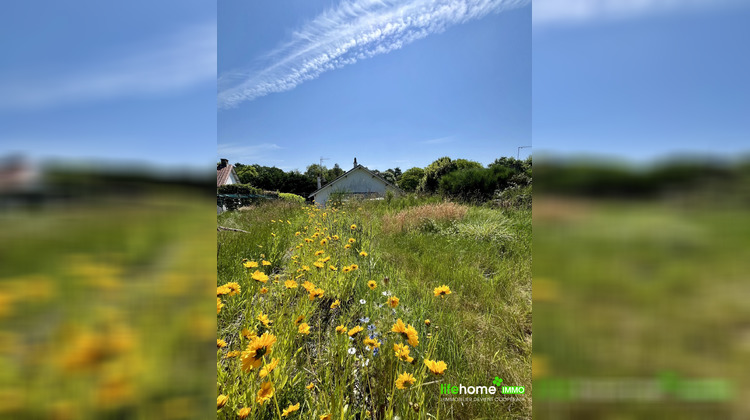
[317,176,321,189]
[219,158,229,168]
[353,157,358,169]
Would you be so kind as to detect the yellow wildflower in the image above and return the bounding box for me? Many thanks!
[367,281,377,290]
[256,382,274,405]
[359,251,368,257]
[330,299,340,309]
[282,403,300,417]
[433,285,451,297]
[348,326,364,337]
[395,372,416,390]
[243,261,259,269]
[298,323,311,335]
[335,325,348,334]
[217,339,227,349]
[241,333,277,372]
[259,358,279,378]
[388,296,399,308]
[238,407,251,419]
[217,394,228,409]
[285,280,298,289]
[252,270,269,283]
[424,359,448,375]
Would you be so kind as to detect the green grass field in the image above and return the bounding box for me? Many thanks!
[217,197,531,419]
[533,197,750,419]
[0,190,216,419]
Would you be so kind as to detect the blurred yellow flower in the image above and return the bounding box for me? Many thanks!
[282,403,300,416]
[301,281,316,292]
[424,359,448,375]
[256,381,274,405]
[262,260,272,266]
[294,315,305,324]
[315,250,325,256]
[308,288,325,301]
[243,261,259,269]
[424,319,431,326]
[224,350,241,359]
[395,372,416,390]
[367,281,377,290]
[335,325,348,334]
[217,285,230,296]
[217,339,227,348]
[433,285,451,297]
[393,343,414,363]
[225,282,241,296]
[313,261,325,269]
[241,328,257,341]
[350,264,359,270]
[329,265,337,271]
[252,270,269,283]
[306,382,314,390]
[348,238,356,243]
[260,287,269,294]
[330,299,340,309]
[320,239,328,246]
[388,296,399,308]
[363,338,380,350]
[298,323,311,335]
[348,326,363,337]
[217,298,224,314]
[259,358,279,378]
[350,224,357,230]
[392,319,419,347]
[344,244,351,249]
[320,414,332,420]
[217,395,228,409]
[359,251,368,257]
[257,312,272,327]
[238,407,251,419]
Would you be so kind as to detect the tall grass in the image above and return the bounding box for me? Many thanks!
[217,197,531,419]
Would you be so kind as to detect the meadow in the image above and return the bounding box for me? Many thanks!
[0,189,217,419]
[217,196,531,420]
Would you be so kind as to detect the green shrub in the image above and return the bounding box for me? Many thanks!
[438,165,516,202]
[278,192,305,203]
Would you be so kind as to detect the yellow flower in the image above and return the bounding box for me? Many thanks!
[294,315,305,325]
[217,339,227,349]
[224,350,241,359]
[320,415,332,420]
[217,394,228,409]
[260,287,269,294]
[241,333,277,372]
[335,325,348,334]
[285,280,298,289]
[243,261,259,269]
[424,359,448,375]
[342,266,351,273]
[256,382,275,405]
[241,328,257,341]
[433,285,451,297]
[302,265,310,272]
[308,288,324,301]
[217,285,230,296]
[348,326,364,337]
[315,250,325,256]
[330,299,340,309]
[306,382,315,390]
[348,238,356,244]
[359,251,368,257]
[223,282,241,296]
[395,372,416,390]
[217,298,224,314]
[262,260,272,266]
[350,224,357,230]
[257,312,272,327]
[320,239,328,246]
[238,407,251,419]
[367,281,377,290]
[332,235,340,240]
[322,256,331,263]
[329,265,337,271]
[281,403,300,417]
[298,323,311,335]
[363,338,380,350]
[424,319,431,326]
[252,270,269,283]
[393,343,414,363]
[388,296,399,308]
[313,261,325,269]
[301,281,316,292]
[295,231,301,236]
[391,319,419,347]
[344,244,351,249]
[350,264,359,270]
[271,233,276,237]
[260,358,279,378]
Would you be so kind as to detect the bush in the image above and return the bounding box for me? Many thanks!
[438,165,516,202]
[278,192,305,203]
[217,184,276,211]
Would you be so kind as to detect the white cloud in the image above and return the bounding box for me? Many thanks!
[420,136,454,145]
[533,0,746,26]
[0,22,216,110]
[218,0,530,108]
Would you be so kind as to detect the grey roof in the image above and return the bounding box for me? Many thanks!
[308,164,402,198]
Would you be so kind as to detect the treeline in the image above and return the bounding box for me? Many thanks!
[227,156,532,203]
[535,157,750,198]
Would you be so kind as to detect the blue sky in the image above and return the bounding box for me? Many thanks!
[0,0,215,171]
[533,0,750,162]
[218,0,531,172]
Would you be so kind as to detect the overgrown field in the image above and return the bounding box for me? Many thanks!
[217,197,531,419]
[0,190,217,419]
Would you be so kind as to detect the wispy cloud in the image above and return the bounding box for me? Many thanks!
[0,22,216,110]
[218,0,529,108]
[217,143,283,162]
[534,0,746,26]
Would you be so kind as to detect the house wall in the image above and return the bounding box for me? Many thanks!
[313,168,399,205]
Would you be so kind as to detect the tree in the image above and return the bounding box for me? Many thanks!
[398,167,424,192]
[418,157,457,193]
[380,170,397,185]
[327,163,344,181]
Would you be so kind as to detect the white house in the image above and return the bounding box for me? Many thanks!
[309,158,401,206]
[217,158,240,186]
